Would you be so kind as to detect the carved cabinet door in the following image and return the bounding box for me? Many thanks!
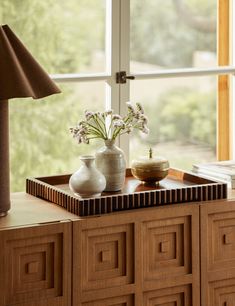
[73,203,200,306]
[0,220,72,306]
[201,200,235,306]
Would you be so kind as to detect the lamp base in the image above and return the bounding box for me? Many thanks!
[0,211,8,217]
[0,100,10,218]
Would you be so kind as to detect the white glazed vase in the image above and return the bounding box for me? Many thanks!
[69,155,106,198]
[95,139,126,192]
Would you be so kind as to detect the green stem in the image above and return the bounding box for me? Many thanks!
[93,115,108,139]
[87,129,102,137]
[87,136,103,140]
[107,116,114,139]
[86,122,106,139]
[112,126,124,140]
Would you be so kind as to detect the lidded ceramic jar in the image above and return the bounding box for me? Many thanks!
[131,148,169,184]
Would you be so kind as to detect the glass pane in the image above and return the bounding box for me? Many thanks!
[10,82,105,192]
[1,0,106,74]
[130,76,217,170]
[130,0,217,71]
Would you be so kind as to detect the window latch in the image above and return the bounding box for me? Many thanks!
[116,71,135,84]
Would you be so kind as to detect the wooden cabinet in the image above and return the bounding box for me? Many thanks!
[1,193,235,306]
[0,194,76,306]
[0,221,72,306]
[73,204,199,305]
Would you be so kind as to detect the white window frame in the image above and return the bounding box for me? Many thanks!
[50,0,235,164]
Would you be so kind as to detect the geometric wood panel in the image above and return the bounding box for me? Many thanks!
[82,294,134,306]
[208,278,235,306]
[200,201,235,306]
[73,204,199,306]
[208,211,235,271]
[143,216,192,281]
[0,221,71,306]
[143,284,192,306]
[81,223,134,291]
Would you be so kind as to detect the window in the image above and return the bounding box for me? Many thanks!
[2,0,108,191]
[1,0,233,192]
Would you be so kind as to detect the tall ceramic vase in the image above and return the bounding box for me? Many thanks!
[95,139,126,192]
[69,155,106,198]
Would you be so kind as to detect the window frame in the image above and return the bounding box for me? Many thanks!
[218,0,231,160]
[50,0,233,163]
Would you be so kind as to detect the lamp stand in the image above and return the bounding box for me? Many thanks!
[0,99,10,216]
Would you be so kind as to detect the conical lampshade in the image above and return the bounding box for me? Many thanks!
[0,24,61,216]
[0,24,60,99]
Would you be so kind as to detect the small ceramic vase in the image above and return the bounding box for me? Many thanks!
[69,155,106,198]
[95,139,126,192]
[131,148,169,184]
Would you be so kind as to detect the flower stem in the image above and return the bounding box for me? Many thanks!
[92,115,108,139]
[86,122,106,139]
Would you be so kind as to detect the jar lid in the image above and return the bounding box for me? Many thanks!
[131,148,169,171]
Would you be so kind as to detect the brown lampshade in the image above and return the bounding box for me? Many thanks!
[0,24,61,99]
[0,24,61,216]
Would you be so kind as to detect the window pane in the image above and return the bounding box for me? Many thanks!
[130,76,217,170]
[10,82,105,192]
[130,0,217,71]
[1,0,106,74]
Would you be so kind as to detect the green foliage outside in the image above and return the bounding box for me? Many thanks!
[131,0,216,68]
[0,0,105,73]
[1,0,105,191]
[0,0,217,191]
[141,89,216,151]
[9,85,104,191]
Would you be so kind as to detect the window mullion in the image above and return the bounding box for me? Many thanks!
[119,0,130,163]
[106,0,121,144]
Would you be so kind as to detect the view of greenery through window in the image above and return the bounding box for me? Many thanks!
[130,0,217,169]
[1,0,217,191]
[1,0,106,191]
[130,77,216,169]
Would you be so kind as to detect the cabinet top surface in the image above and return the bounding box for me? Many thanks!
[0,192,79,229]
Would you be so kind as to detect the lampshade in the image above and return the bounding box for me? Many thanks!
[0,24,61,216]
[0,24,60,99]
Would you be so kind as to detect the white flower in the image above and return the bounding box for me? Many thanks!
[134,111,140,119]
[126,127,133,134]
[70,127,80,138]
[136,102,144,114]
[70,101,149,144]
[78,121,86,128]
[69,127,75,133]
[105,109,113,115]
[78,128,86,135]
[85,110,94,120]
[126,102,135,114]
[76,135,82,144]
[113,119,125,128]
[113,114,122,120]
[140,126,149,134]
[139,114,148,124]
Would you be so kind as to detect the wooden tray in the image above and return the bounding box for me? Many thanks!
[26,168,227,216]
